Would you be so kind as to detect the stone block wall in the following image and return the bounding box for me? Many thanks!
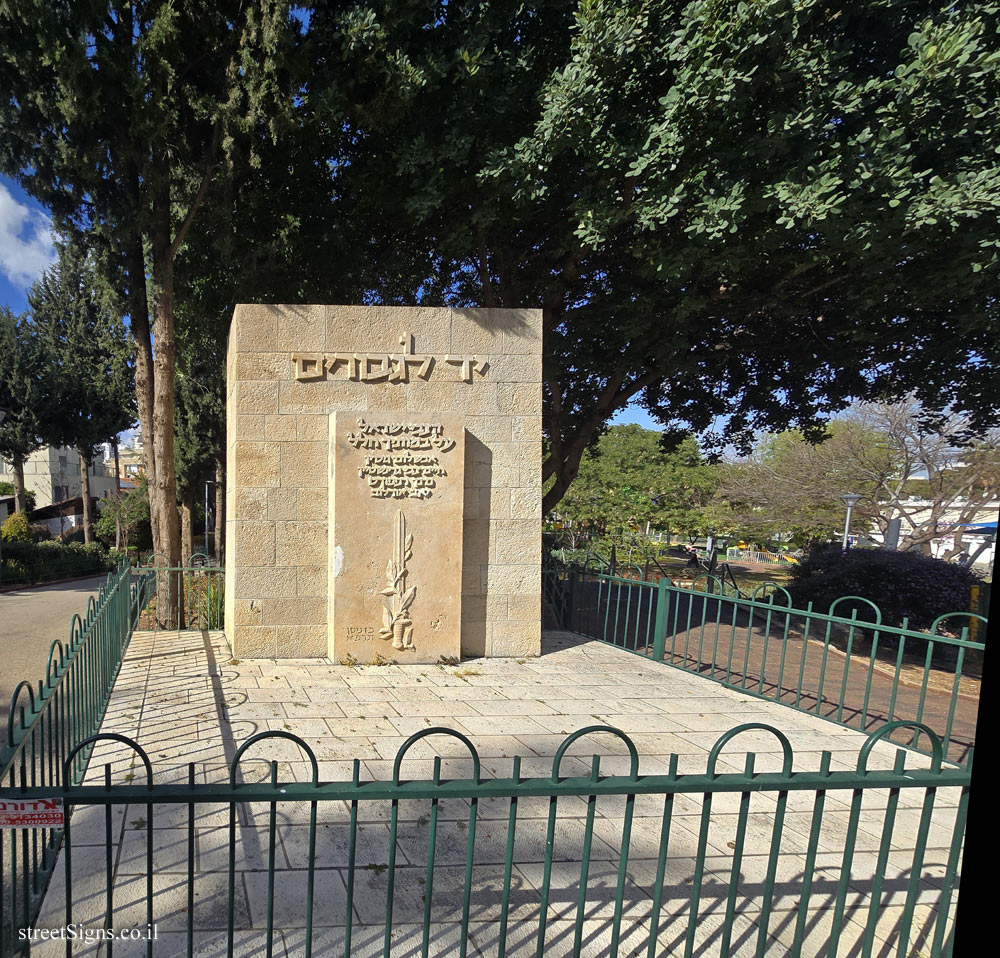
[224,304,543,659]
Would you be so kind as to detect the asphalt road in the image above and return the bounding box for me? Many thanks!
[0,575,107,747]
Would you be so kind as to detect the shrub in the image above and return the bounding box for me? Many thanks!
[787,544,980,631]
[2,558,27,582]
[0,538,116,585]
[1,511,32,543]
[28,522,52,542]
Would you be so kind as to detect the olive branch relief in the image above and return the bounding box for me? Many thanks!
[379,509,416,650]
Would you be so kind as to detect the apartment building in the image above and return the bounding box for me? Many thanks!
[0,446,118,509]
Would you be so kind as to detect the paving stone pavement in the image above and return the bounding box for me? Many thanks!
[31,630,962,956]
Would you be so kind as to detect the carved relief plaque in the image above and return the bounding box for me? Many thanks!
[329,411,465,664]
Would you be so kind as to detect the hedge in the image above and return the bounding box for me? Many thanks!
[0,539,117,586]
[786,543,982,632]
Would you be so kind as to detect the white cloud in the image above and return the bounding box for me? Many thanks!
[0,184,56,288]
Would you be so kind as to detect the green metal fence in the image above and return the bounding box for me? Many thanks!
[135,553,224,632]
[0,559,973,956]
[0,561,150,952]
[4,722,968,958]
[545,561,984,766]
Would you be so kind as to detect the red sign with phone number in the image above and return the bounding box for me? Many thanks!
[0,799,64,828]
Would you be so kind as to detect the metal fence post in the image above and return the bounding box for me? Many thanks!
[970,584,980,642]
[651,575,669,661]
[567,568,577,631]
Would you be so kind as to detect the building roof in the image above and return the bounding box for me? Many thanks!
[29,496,101,520]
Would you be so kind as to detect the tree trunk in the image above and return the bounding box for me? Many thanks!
[150,272,181,569]
[541,370,661,515]
[181,497,193,566]
[11,455,27,513]
[126,233,158,549]
[113,438,121,495]
[112,438,122,550]
[214,459,225,565]
[149,188,182,627]
[79,451,92,544]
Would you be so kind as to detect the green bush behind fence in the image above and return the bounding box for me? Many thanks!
[0,540,119,587]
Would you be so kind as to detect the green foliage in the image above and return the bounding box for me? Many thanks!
[556,425,721,533]
[720,419,887,545]
[94,477,152,552]
[0,539,114,585]
[173,311,226,501]
[1,511,32,543]
[787,544,980,631]
[320,0,1000,512]
[187,574,225,630]
[28,241,136,459]
[0,308,50,504]
[4,0,1000,523]
[0,0,306,569]
[0,483,35,514]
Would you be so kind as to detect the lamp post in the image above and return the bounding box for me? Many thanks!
[838,493,864,550]
[204,480,219,563]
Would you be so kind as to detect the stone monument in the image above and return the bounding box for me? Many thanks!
[224,305,542,663]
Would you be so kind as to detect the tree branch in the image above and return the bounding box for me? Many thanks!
[168,123,222,260]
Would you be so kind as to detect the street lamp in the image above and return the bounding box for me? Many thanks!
[838,493,864,550]
[204,480,219,562]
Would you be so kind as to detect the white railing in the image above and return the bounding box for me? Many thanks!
[725,547,798,566]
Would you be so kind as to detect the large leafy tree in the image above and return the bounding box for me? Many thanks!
[169,107,364,563]
[5,0,999,543]
[555,424,721,536]
[721,402,1000,553]
[0,1,302,589]
[720,421,887,546]
[0,308,50,512]
[28,242,136,542]
[317,0,1000,513]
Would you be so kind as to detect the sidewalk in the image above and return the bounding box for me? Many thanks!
[32,629,962,956]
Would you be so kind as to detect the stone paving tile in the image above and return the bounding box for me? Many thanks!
[32,627,963,956]
[460,715,555,737]
[244,869,349,928]
[37,867,253,931]
[282,700,347,718]
[470,911,763,958]
[24,932,279,958]
[284,923,484,957]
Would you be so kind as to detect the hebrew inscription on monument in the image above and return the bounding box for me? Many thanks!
[329,411,465,664]
[225,304,542,661]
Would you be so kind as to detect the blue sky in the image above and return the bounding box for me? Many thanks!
[0,174,56,313]
[611,404,661,428]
